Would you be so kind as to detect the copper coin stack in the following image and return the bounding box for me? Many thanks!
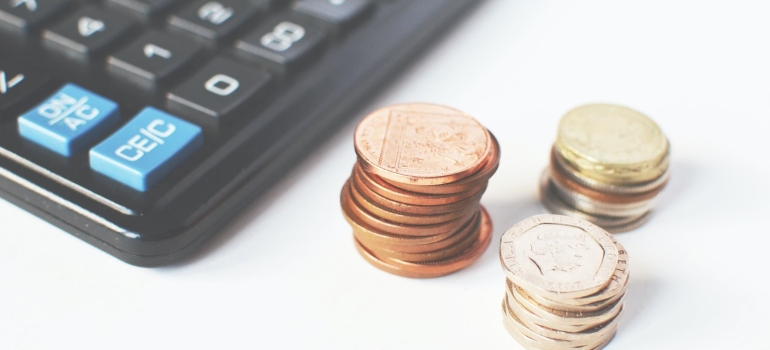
[340,103,499,278]
[500,215,630,350]
[541,104,670,233]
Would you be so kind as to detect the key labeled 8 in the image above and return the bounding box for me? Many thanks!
[261,22,305,52]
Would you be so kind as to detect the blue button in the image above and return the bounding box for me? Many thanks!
[89,107,203,192]
[18,84,120,156]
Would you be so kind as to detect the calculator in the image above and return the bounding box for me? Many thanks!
[0,0,478,266]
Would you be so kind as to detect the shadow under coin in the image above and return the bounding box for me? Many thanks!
[617,275,662,332]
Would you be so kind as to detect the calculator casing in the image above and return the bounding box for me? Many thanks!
[0,0,479,266]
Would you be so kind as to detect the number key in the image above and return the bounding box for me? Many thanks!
[293,0,373,33]
[107,30,203,89]
[167,0,261,43]
[0,0,72,37]
[0,58,51,120]
[166,57,271,125]
[235,13,326,74]
[42,6,136,62]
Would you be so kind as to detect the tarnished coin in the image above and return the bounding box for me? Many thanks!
[555,104,669,184]
[354,103,491,186]
[500,215,619,299]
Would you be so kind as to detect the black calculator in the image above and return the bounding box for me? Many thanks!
[0,0,478,266]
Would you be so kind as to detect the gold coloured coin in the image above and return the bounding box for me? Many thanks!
[354,103,491,186]
[555,104,669,184]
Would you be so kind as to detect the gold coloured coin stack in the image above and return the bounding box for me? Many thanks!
[340,103,499,278]
[499,215,630,350]
[540,104,670,233]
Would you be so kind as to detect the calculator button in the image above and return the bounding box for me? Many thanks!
[89,107,203,192]
[0,59,51,119]
[18,84,120,156]
[0,0,72,37]
[234,13,326,73]
[167,0,260,42]
[107,30,203,89]
[42,6,136,62]
[106,0,179,21]
[166,56,271,124]
[292,0,372,32]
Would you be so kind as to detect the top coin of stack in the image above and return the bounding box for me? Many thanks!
[540,104,670,232]
[340,103,499,278]
[499,215,630,350]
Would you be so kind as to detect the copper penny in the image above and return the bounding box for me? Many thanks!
[353,167,486,215]
[353,207,493,278]
[383,131,500,195]
[364,213,481,262]
[341,181,470,237]
[354,163,486,206]
[354,103,491,186]
[353,211,480,253]
[348,178,475,225]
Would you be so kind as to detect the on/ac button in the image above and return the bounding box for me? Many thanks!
[90,107,203,192]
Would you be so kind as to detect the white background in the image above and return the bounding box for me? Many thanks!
[3,1,770,349]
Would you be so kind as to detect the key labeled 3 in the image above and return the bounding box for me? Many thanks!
[90,107,203,192]
[18,84,120,156]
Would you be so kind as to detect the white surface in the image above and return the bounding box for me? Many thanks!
[3,1,770,349]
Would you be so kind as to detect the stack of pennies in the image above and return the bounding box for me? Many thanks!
[499,215,630,350]
[340,103,500,278]
[540,104,670,233]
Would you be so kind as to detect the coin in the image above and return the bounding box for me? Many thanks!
[354,163,486,205]
[500,215,619,299]
[352,167,487,215]
[551,146,670,196]
[349,178,475,225]
[353,207,492,278]
[380,131,500,194]
[354,103,491,186]
[343,103,497,278]
[341,181,473,237]
[538,171,652,233]
[549,150,667,204]
[555,104,669,184]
